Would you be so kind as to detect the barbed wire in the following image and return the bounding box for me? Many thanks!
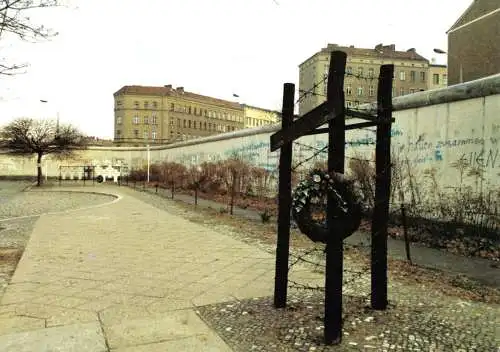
[297,76,328,104]
[345,72,379,82]
[293,141,375,164]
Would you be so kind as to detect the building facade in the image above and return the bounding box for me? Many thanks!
[447,0,500,85]
[242,104,280,128]
[113,85,244,146]
[428,64,448,90]
[298,43,429,115]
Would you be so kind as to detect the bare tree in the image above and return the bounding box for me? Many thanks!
[0,0,61,75]
[0,117,87,185]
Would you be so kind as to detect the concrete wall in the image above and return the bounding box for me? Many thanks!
[1,74,499,195]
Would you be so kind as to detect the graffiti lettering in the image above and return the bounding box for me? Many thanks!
[436,137,485,149]
[458,149,499,169]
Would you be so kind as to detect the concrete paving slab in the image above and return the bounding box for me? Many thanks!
[103,309,229,350]
[0,322,107,352]
[110,334,232,352]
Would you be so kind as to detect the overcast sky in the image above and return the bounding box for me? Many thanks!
[0,0,471,138]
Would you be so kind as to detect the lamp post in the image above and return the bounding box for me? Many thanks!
[146,144,151,183]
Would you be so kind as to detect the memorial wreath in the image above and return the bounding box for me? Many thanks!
[291,169,362,243]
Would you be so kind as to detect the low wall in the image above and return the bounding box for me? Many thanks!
[1,74,499,195]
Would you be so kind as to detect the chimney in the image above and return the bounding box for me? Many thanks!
[382,44,396,51]
[176,87,184,94]
[164,84,172,89]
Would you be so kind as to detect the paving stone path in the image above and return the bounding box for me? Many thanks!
[0,186,322,351]
[0,185,498,351]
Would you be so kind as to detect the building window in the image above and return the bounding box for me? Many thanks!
[116,116,122,124]
[194,121,197,129]
[194,107,197,115]
[204,122,207,130]
[420,72,426,82]
[357,67,363,76]
[152,101,158,109]
[368,68,374,78]
[152,131,157,140]
[188,120,191,128]
[144,101,149,109]
[357,87,363,96]
[183,119,186,128]
[208,123,212,130]
[134,101,139,109]
[144,116,149,124]
[177,119,181,127]
[399,71,406,81]
[143,131,148,139]
[116,100,123,106]
[409,88,415,94]
[346,66,352,74]
[116,130,121,137]
[133,115,139,124]
[134,129,139,138]
[433,74,440,84]
[400,87,405,96]
[204,109,208,117]
[369,85,375,97]
[170,103,174,111]
[346,85,352,95]
[152,115,157,125]
[443,74,448,85]
[188,106,192,114]
[410,71,416,82]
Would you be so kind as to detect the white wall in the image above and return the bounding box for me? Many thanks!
[1,74,499,195]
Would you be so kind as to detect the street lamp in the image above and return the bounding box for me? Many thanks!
[146,144,151,183]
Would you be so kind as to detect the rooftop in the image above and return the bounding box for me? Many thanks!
[300,43,429,67]
[114,85,243,110]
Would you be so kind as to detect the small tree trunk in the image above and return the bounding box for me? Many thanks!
[37,153,43,186]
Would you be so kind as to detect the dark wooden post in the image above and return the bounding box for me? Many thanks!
[371,64,394,310]
[273,83,295,308]
[400,203,412,264]
[324,50,347,345]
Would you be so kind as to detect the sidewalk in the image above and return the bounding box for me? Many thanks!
[0,186,323,351]
[136,186,500,288]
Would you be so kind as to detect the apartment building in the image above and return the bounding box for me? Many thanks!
[447,0,500,85]
[113,85,244,146]
[242,104,280,128]
[298,43,430,115]
[428,63,448,90]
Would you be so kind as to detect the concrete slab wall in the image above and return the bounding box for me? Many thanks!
[1,74,499,194]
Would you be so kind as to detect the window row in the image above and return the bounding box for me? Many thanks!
[432,73,448,85]
[133,101,159,109]
[175,118,237,132]
[247,118,274,127]
[115,130,158,140]
[170,103,242,122]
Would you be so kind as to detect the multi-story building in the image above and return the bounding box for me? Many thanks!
[242,104,280,128]
[113,85,244,146]
[298,43,430,115]
[447,0,500,85]
[428,63,448,90]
